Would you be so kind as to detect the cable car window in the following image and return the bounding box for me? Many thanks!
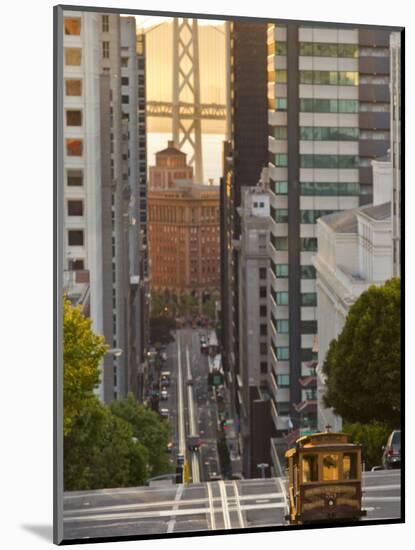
[342,452,357,480]
[322,454,339,481]
[302,454,319,482]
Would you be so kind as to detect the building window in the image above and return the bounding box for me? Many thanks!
[67,200,83,216]
[299,70,358,86]
[66,110,82,126]
[64,18,81,35]
[300,127,359,141]
[301,265,316,279]
[67,169,83,186]
[277,374,290,387]
[301,293,317,307]
[276,292,289,305]
[272,181,288,195]
[299,42,358,58]
[272,126,288,140]
[121,76,129,86]
[301,238,318,252]
[260,324,268,336]
[259,267,267,280]
[299,98,359,113]
[301,320,318,334]
[272,153,288,167]
[260,305,267,317]
[300,182,360,196]
[121,57,129,67]
[274,209,289,223]
[276,319,289,333]
[64,48,82,66]
[122,95,129,104]
[66,139,83,156]
[260,343,268,355]
[260,362,268,374]
[102,15,109,32]
[102,41,110,59]
[275,98,287,111]
[259,286,267,298]
[276,264,289,278]
[271,234,288,250]
[275,42,287,55]
[65,79,82,96]
[68,258,84,270]
[277,347,289,361]
[68,230,84,246]
[275,70,288,83]
[300,155,358,169]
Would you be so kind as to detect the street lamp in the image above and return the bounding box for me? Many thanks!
[257,463,269,479]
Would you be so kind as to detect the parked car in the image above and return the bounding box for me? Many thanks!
[166,441,173,453]
[161,351,168,361]
[382,429,401,469]
[160,371,171,387]
[161,388,168,400]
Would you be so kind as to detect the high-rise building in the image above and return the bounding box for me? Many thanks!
[221,21,268,418]
[236,177,276,478]
[148,143,220,301]
[266,23,392,432]
[62,11,148,402]
[63,11,105,399]
[390,32,401,277]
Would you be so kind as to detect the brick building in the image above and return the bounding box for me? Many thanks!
[148,142,220,300]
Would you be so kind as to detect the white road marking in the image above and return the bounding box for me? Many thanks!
[65,501,288,524]
[177,333,186,457]
[219,481,232,529]
[363,496,401,502]
[233,481,245,529]
[363,484,401,492]
[166,484,184,533]
[206,482,216,530]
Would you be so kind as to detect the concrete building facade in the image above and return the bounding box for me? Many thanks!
[236,181,276,478]
[266,23,393,436]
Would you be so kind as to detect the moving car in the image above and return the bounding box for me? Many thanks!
[187,434,201,452]
[159,408,169,420]
[382,429,401,469]
[161,388,168,400]
[160,371,171,387]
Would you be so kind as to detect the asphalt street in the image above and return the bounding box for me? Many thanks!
[63,470,401,540]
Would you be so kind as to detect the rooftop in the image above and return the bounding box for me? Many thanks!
[359,201,391,221]
[319,209,359,233]
[156,140,186,156]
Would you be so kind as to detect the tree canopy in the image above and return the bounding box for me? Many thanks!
[322,278,401,428]
[63,298,171,491]
[63,296,107,436]
[150,316,176,345]
[110,394,172,477]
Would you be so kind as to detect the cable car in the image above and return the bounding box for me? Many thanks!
[285,429,366,524]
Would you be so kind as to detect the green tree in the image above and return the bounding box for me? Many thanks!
[64,398,149,490]
[63,296,108,436]
[178,293,199,316]
[343,422,391,470]
[202,297,216,320]
[110,394,172,477]
[150,289,169,317]
[322,278,401,427]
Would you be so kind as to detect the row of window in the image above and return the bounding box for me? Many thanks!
[268,41,359,58]
[271,126,359,141]
[272,70,358,86]
[271,343,316,362]
[271,290,317,306]
[271,207,335,224]
[270,315,317,335]
[270,153,358,169]
[270,98,359,113]
[271,180,359,196]
[271,262,316,279]
[270,234,318,252]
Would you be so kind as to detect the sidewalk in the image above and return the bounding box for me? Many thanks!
[215,384,242,479]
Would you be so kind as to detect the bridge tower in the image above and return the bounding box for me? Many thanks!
[172,18,203,183]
